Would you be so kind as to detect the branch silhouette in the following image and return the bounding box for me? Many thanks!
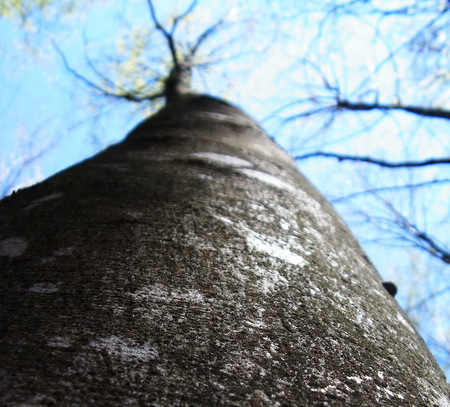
[295,152,450,168]
[337,99,450,120]
[53,41,163,102]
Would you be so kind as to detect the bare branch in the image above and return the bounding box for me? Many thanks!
[357,193,450,265]
[407,286,450,313]
[295,152,450,168]
[53,41,163,103]
[326,0,444,18]
[171,0,198,34]
[286,106,336,121]
[337,99,450,120]
[189,18,225,57]
[147,0,200,67]
[348,9,449,100]
[331,179,450,203]
[147,0,179,66]
[408,228,450,264]
[1,145,49,197]
[82,31,115,90]
[383,200,450,264]
[286,96,450,123]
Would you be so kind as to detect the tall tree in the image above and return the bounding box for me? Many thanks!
[1,50,449,406]
[1,0,450,381]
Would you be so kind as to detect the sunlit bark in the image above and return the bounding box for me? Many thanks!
[1,94,448,406]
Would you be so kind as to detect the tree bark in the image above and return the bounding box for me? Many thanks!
[1,95,449,406]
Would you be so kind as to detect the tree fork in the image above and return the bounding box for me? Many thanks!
[1,95,449,406]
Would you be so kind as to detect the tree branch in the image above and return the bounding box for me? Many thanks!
[337,99,450,120]
[189,18,225,57]
[331,179,450,203]
[407,286,450,313]
[146,0,179,66]
[147,0,200,68]
[388,203,450,264]
[295,152,450,168]
[171,0,198,34]
[367,195,450,265]
[412,229,450,264]
[53,41,163,103]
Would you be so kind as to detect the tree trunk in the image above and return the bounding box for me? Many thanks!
[1,95,448,406]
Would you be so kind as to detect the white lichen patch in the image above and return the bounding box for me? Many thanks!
[41,247,74,264]
[432,394,450,407]
[0,237,27,257]
[417,377,450,407]
[302,226,325,244]
[215,215,234,225]
[309,286,320,296]
[295,190,335,230]
[246,232,307,267]
[251,264,289,293]
[131,284,170,301]
[89,336,158,362]
[199,112,233,121]
[220,357,268,379]
[48,336,72,348]
[249,202,266,211]
[214,214,307,268]
[328,259,339,269]
[244,318,266,329]
[328,291,377,337]
[347,376,363,384]
[248,390,280,407]
[24,192,63,210]
[381,387,405,400]
[279,218,291,231]
[190,152,253,168]
[396,312,415,333]
[239,168,334,230]
[131,284,205,304]
[28,283,59,293]
[197,111,255,127]
[355,307,375,330]
[196,173,214,181]
[373,288,387,298]
[347,375,373,384]
[310,382,352,401]
[240,168,297,193]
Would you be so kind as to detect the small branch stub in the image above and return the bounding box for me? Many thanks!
[382,281,398,297]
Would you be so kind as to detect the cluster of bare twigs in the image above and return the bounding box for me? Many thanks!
[53,0,225,105]
[286,1,450,272]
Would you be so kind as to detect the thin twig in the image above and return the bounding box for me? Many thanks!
[172,0,198,34]
[295,151,450,168]
[374,194,450,264]
[331,179,450,203]
[189,18,225,57]
[337,99,450,120]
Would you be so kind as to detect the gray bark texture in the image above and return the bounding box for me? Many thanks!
[1,94,449,406]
